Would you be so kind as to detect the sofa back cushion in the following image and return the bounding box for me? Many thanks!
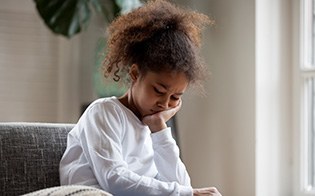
[0,122,74,195]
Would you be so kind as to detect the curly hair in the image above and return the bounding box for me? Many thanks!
[102,0,212,87]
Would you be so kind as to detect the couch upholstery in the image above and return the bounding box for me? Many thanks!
[0,122,74,195]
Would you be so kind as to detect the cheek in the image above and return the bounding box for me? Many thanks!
[145,94,158,106]
[136,86,156,107]
[141,85,157,102]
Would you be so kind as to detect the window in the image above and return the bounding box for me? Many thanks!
[301,0,315,193]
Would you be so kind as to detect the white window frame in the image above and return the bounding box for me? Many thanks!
[296,0,315,195]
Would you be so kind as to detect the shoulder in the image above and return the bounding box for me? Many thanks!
[79,97,127,125]
[75,97,127,138]
[85,97,124,115]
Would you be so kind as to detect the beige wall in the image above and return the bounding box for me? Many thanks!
[176,0,294,196]
[0,0,102,123]
[175,0,255,195]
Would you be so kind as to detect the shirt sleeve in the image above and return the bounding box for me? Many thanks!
[151,128,191,186]
[78,102,193,196]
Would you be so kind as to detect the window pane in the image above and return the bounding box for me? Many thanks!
[305,77,315,190]
[303,0,315,68]
[312,0,315,66]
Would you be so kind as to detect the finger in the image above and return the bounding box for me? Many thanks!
[177,98,182,108]
[167,103,181,115]
[170,98,182,112]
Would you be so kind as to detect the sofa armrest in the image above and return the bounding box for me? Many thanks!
[0,122,74,195]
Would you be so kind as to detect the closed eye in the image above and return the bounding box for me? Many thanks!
[154,87,165,95]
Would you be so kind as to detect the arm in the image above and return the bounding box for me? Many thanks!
[142,100,190,184]
[151,127,191,185]
[80,103,193,196]
[142,101,222,196]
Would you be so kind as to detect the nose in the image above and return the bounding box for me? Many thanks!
[157,97,170,109]
[157,96,179,109]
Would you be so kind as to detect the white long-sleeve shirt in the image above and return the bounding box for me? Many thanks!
[59,97,193,196]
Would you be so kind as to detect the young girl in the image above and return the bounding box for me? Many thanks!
[60,0,221,195]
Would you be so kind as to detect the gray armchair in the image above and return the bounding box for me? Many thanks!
[0,122,73,195]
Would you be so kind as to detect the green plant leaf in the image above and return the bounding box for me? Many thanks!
[33,0,144,38]
[115,0,142,14]
[90,0,120,22]
[34,0,92,38]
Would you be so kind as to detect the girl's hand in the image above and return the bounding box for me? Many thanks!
[193,187,222,196]
[142,100,182,133]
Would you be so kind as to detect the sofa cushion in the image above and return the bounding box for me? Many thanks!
[22,185,112,196]
[0,122,74,195]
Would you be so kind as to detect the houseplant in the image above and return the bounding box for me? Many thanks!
[33,0,143,38]
[33,0,143,97]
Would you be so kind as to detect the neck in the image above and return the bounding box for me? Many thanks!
[119,89,142,119]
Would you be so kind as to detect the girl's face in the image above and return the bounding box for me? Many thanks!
[129,64,189,118]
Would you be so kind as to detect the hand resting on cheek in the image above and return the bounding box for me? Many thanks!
[142,99,182,133]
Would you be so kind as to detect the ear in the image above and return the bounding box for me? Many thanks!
[129,64,139,82]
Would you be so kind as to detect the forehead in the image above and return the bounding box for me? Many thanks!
[142,71,189,90]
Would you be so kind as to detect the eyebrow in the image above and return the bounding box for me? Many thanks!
[156,82,184,95]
